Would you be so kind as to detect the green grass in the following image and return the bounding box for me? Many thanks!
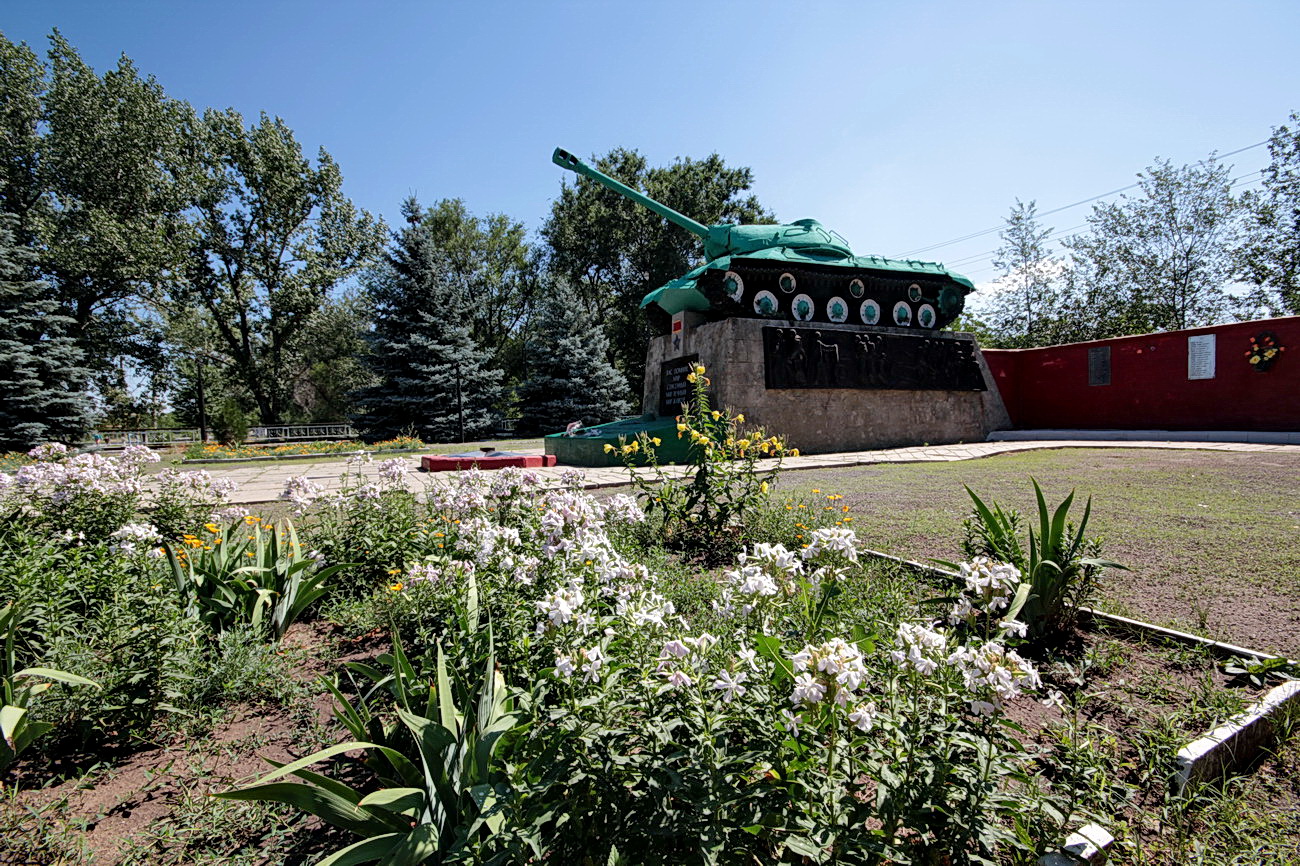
[165,437,546,468]
[774,447,1300,655]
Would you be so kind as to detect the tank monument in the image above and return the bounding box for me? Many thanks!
[545,147,1010,466]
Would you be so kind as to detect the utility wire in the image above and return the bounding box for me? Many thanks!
[891,140,1269,259]
[929,169,1265,276]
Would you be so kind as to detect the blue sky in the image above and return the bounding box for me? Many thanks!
[5,1,1299,288]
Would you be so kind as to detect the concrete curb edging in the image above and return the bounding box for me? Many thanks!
[181,448,423,465]
[1174,680,1300,795]
[1037,823,1115,865]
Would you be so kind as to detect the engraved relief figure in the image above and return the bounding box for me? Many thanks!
[785,330,807,386]
[813,331,840,386]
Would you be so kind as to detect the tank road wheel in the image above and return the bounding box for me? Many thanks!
[753,290,779,317]
[723,270,745,302]
[939,285,963,316]
[779,272,797,293]
[907,283,923,302]
[893,301,912,326]
[860,298,881,325]
[849,278,865,298]
[792,293,815,322]
[827,296,849,323]
[918,304,936,328]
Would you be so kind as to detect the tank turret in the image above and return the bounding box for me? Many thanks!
[553,147,974,330]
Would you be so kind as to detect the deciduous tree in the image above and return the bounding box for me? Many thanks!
[176,109,386,423]
[1063,157,1242,337]
[1239,111,1300,316]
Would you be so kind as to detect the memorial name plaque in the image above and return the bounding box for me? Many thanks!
[658,354,699,416]
[1187,334,1216,380]
[1088,346,1111,386]
[762,327,985,391]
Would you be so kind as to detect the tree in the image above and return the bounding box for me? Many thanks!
[518,278,631,435]
[354,199,503,443]
[982,200,1067,346]
[1239,111,1300,315]
[0,214,92,449]
[175,108,386,424]
[423,198,535,367]
[1063,157,1242,337]
[35,31,199,377]
[541,149,773,391]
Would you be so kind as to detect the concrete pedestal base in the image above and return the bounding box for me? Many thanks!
[643,318,1010,454]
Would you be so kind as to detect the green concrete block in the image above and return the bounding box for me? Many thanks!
[544,415,693,467]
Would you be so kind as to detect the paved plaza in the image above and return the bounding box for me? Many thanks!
[190,437,1300,505]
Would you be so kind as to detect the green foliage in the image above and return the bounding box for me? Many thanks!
[1063,156,1243,337]
[541,147,774,391]
[0,213,92,449]
[174,108,387,424]
[955,479,1126,639]
[977,199,1075,348]
[219,634,524,865]
[164,518,338,641]
[423,197,535,377]
[1239,109,1300,316]
[618,365,792,561]
[517,276,630,434]
[1,602,98,774]
[354,197,504,442]
[212,396,251,446]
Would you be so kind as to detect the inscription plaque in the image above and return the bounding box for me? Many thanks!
[658,354,699,416]
[1088,346,1111,386]
[1187,334,1216,380]
[761,327,985,391]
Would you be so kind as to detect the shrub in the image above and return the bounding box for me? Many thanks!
[952,479,1125,639]
[617,364,794,561]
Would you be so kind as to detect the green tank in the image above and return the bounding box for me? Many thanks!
[553,147,974,330]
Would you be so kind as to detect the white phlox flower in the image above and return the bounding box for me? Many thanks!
[957,556,1022,614]
[711,669,748,702]
[554,654,576,679]
[801,527,859,563]
[891,622,949,676]
[947,640,1041,709]
[789,637,868,707]
[848,701,878,732]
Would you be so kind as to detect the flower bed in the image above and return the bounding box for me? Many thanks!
[2,438,1297,864]
[181,435,424,462]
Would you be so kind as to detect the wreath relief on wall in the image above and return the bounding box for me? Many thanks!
[1245,331,1284,372]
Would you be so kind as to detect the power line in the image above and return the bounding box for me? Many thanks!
[931,169,1265,276]
[891,140,1269,259]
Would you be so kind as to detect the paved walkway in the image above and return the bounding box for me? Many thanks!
[197,438,1300,505]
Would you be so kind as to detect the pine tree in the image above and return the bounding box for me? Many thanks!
[353,199,503,443]
[0,214,92,449]
[518,278,631,435]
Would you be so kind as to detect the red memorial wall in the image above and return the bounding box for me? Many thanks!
[982,317,1300,431]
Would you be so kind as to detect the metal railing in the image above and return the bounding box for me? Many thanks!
[84,423,358,447]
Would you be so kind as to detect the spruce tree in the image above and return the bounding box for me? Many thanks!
[0,215,92,449]
[354,199,503,443]
[518,278,631,435]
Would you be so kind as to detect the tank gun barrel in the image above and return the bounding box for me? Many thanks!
[552,147,710,240]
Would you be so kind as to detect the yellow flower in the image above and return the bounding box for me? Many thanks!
[388,568,401,575]
[388,582,404,592]
[686,372,697,383]
[651,437,662,446]
[760,481,768,494]
[694,364,706,375]
[735,413,744,423]
[604,443,615,453]
[204,523,219,533]
[790,448,800,457]
[676,423,687,433]
[711,410,721,420]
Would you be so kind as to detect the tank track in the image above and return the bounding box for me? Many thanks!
[697,259,968,330]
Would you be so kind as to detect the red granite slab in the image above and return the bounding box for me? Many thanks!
[420,454,558,472]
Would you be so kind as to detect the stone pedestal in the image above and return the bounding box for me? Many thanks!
[642,318,1010,454]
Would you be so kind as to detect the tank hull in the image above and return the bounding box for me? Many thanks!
[697,258,969,330]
